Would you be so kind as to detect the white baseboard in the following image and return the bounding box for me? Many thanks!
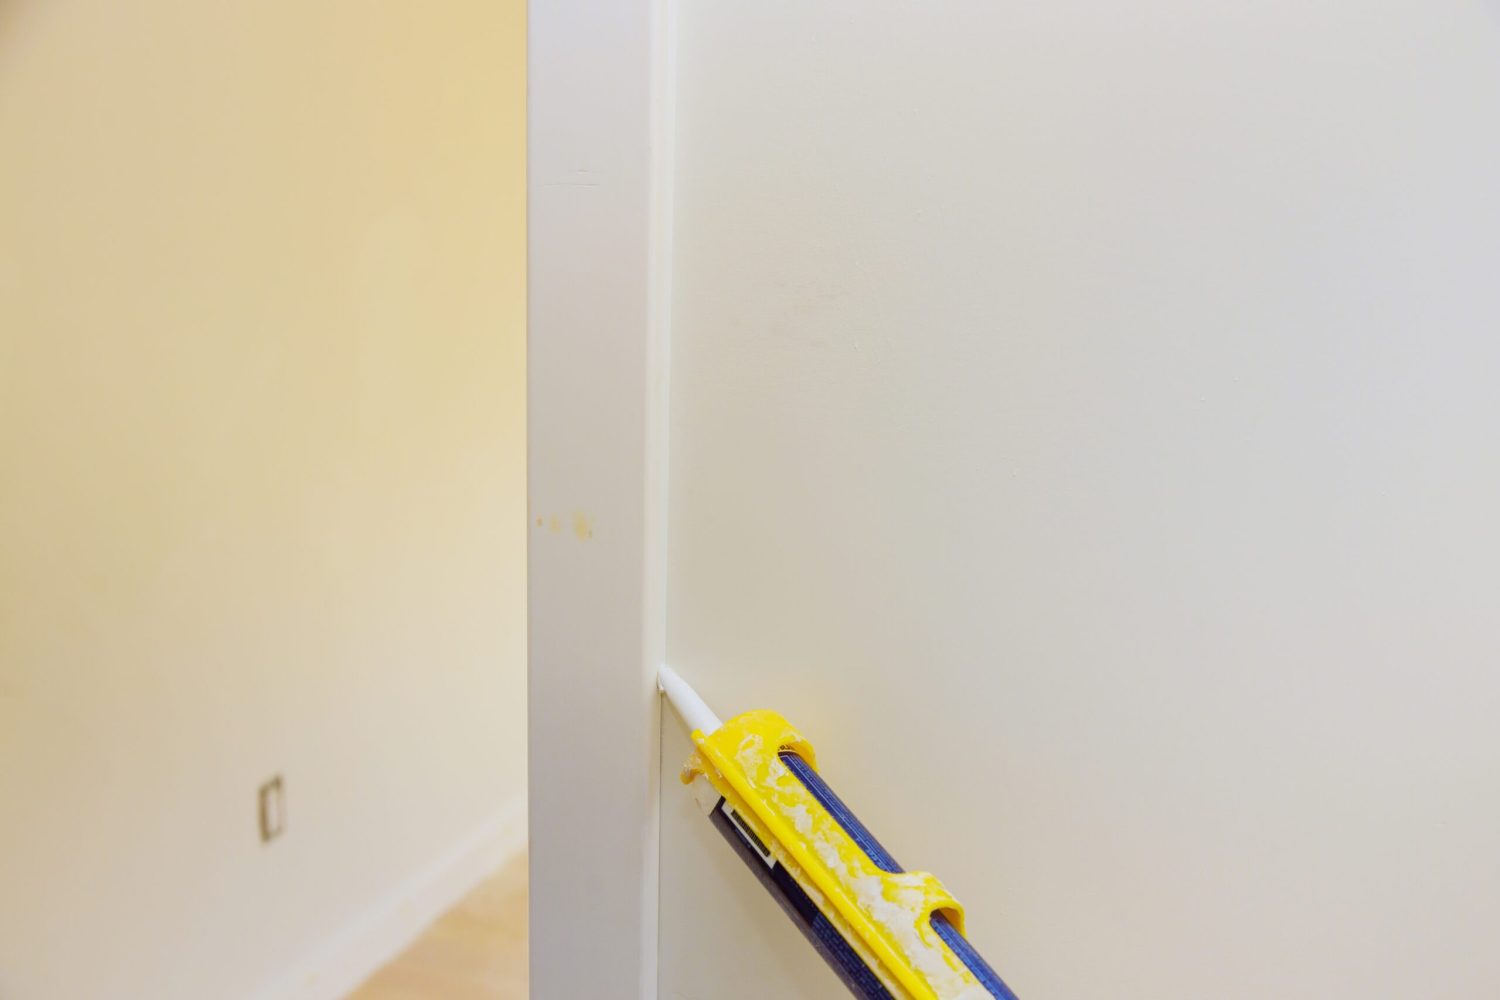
[254,796,527,1000]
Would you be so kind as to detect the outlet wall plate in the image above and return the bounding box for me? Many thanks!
[258,775,285,843]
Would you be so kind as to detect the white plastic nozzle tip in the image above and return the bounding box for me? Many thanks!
[658,665,723,735]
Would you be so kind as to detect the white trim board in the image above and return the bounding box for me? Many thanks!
[252,798,527,1000]
[527,0,674,996]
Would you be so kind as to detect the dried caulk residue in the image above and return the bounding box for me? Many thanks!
[786,802,813,836]
[723,728,980,999]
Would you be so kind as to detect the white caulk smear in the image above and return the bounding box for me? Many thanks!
[658,664,723,735]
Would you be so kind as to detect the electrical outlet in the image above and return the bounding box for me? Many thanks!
[258,775,285,843]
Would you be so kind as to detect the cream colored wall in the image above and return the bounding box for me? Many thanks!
[660,3,1500,998]
[0,2,525,998]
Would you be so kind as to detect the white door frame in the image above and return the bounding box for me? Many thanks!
[527,0,673,996]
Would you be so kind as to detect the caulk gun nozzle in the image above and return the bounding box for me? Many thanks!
[658,665,723,736]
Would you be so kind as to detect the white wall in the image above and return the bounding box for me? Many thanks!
[0,2,526,998]
[660,2,1500,998]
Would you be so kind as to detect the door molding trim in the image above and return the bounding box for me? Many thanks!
[528,0,674,994]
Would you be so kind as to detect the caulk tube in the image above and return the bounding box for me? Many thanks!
[658,667,1020,1000]
[660,666,903,999]
[661,664,864,979]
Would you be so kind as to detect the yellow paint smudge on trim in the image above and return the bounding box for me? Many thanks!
[573,511,594,540]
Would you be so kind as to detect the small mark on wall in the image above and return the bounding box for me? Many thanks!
[533,511,595,540]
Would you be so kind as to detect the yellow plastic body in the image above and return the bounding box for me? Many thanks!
[681,710,985,1000]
